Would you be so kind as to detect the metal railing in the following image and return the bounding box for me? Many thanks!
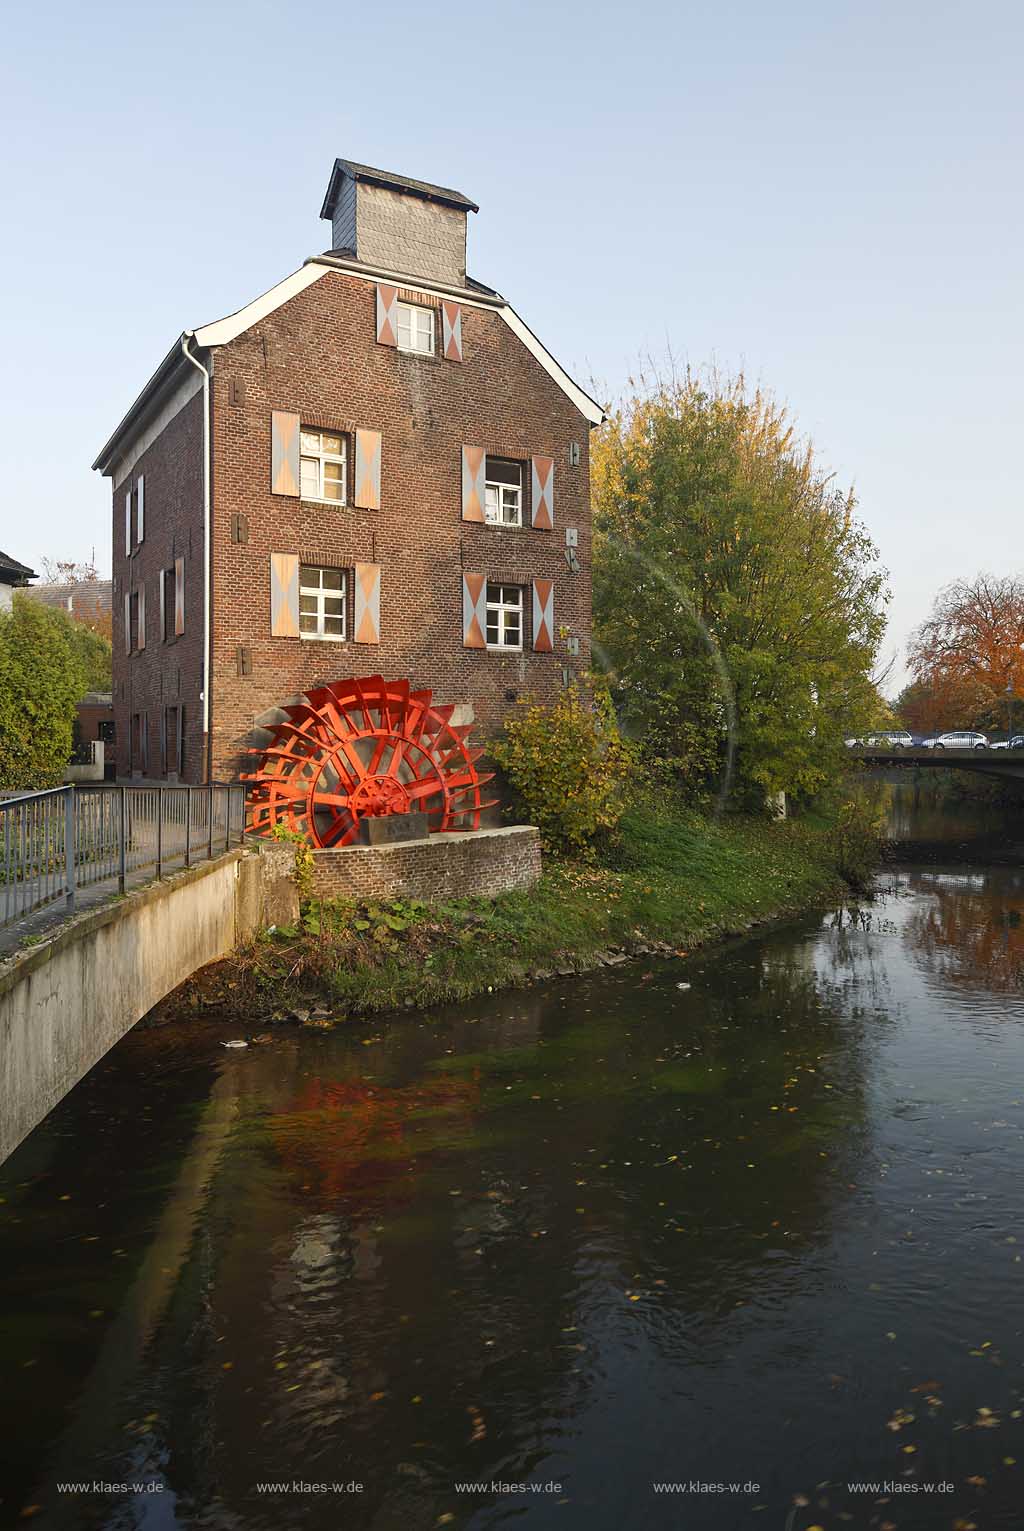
[1,783,246,932]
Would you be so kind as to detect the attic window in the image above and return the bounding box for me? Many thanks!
[396,302,434,356]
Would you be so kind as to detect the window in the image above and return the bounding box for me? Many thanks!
[163,706,185,777]
[131,713,148,774]
[486,583,523,650]
[162,568,175,641]
[485,459,523,527]
[299,565,346,640]
[129,590,139,647]
[396,301,435,356]
[299,428,347,503]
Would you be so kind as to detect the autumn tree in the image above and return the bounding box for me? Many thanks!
[907,574,1024,732]
[592,371,888,808]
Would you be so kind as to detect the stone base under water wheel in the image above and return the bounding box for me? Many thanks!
[309,824,541,903]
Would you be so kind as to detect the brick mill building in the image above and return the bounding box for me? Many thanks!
[93,158,604,786]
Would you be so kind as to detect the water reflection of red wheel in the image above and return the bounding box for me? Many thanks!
[243,675,495,846]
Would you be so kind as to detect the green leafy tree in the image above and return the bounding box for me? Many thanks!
[0,595,92,788]
[592,371,888,808]
[67,620,112,692]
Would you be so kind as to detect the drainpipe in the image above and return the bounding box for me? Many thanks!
[180,334,212,783]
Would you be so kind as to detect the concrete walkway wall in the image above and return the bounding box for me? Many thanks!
[0,843,297,1165]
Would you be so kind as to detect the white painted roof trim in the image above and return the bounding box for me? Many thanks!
[99,257,602,472]
[498,305,604,425]
[194,255,604,424]
[192,263,330,347]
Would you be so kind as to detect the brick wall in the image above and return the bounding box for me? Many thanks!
[110,392,205,780]
[209,267,592,780]
[107,263,593,786]
[309,825,542,902]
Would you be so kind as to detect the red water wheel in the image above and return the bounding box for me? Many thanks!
[243,675,495,847]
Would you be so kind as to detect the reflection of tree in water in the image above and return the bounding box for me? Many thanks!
[125,938,881,1528]
[904,870,1024,992]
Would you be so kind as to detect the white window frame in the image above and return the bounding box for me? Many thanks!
[299,428,347,504]
[299,564,347,642]
[485,582,523,651]
[395,301,435,356]
[485,459,523,527]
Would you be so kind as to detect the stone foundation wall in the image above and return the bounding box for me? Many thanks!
[309,825,541,902]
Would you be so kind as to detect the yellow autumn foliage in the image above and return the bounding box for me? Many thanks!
[492,684,639,858]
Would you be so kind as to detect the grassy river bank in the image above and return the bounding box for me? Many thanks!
[162,803,869,1026]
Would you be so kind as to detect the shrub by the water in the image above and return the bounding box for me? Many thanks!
[491,684,638,857]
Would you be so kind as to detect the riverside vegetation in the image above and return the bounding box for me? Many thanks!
[168,369,889,1027]
[167,793,880,1024]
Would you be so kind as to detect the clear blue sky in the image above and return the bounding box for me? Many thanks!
[2,0,1020,689]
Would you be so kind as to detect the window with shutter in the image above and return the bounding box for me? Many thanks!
[486,583,523,650]
[353,563,381,644]
[137,475,145,543]
[485,459,523,526]
[395,302,435,355]
[442,301,463,362]
[125,490,132,557]
[124,591,131,654]
[461,447,486,522]
[137,584,146,650]
[531,457,554,529]
[299,427,347,502]
[354,429,382,510]
[299,565,346,640]
[462,572,487,649]
[532,579,554,652]
[376,284,399,346]
[174,557,185,636]
[271,411,301,497]
[270,553,300,637]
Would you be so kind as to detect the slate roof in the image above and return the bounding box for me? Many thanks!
[0,551,35,584]
[321,159,479,218]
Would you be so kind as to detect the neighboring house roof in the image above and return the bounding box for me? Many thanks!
[0,551,36,585]
[93,257,606,476]
[320,159,479,217]
[21,581,113,622]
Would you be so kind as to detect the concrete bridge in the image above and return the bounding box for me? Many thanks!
[852,747,1024,782]
[0,835,297,1165]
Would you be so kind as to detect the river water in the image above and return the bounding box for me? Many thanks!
[2,785,1024,1530]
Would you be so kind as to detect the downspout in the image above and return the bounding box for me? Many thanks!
[180,334,212,782]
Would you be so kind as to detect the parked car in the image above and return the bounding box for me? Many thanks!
[991,735,1024,751]
[860,730,914,749]
[921,731,989,750]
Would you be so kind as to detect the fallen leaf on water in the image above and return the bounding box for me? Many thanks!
[467,1405,486,1442]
